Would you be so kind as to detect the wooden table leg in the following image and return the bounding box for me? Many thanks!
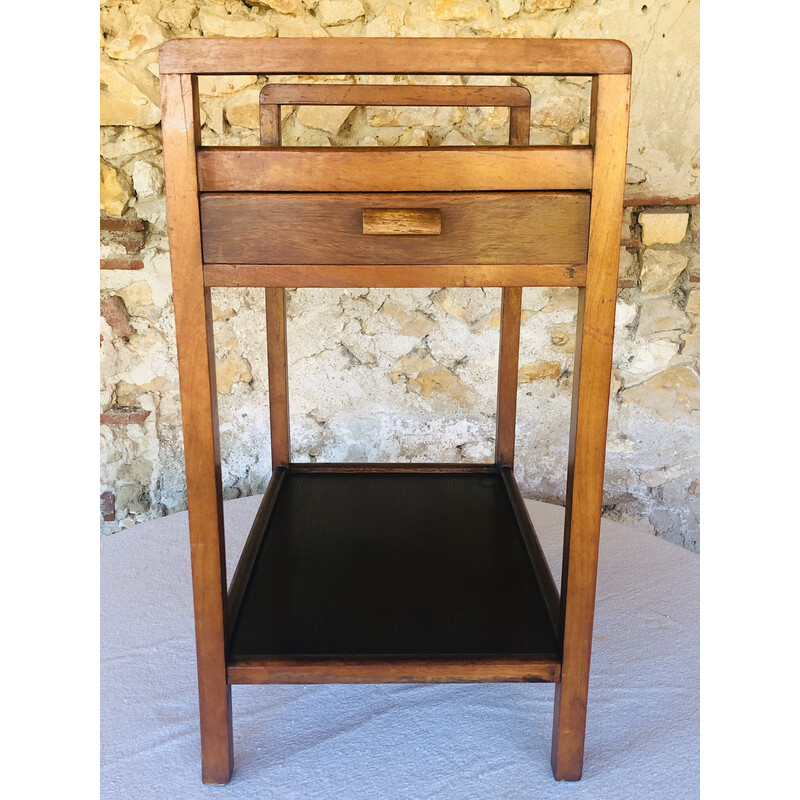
[551,73,630,780]
[162,73,234,785]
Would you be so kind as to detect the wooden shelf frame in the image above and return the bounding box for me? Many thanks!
[159,37,631,785]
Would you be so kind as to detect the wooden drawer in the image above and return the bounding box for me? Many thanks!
[200,192,589,266]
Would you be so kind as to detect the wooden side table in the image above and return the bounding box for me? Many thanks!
[159,37,631,785]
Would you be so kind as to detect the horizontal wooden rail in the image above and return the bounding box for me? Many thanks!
[287,462,498,473]
[227,657,562,684]
[260,83,532,107]
[197,147,593,192]
[160,37,631,76]
[203,263,587,289]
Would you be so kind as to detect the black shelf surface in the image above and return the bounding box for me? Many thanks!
[229,469,559,659]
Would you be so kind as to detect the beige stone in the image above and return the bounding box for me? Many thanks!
[680,326,700,358]
[249,0,304,14]
[441,130,475,146]
[571,127,589,145]
[519,361,562,382]
[530,95,582,132]
[473,308,501,332]
[381,300,435,337]
[100,58,161,128]
[626,164,647,185]
[132,161,164,199]
[639,211,690,245]
[499,0,521,18]
[620,339,679,382]
[118,281,155,316]
[100,128,161,160]
[198,75,258,96]
[637,296,690,339]
[363,4,405,36]
[685,289,700,316]
[198,7,276,37]
[528,128,563,146]
[100,161,132,217]
[367,106,440,127]
[396,128,429,147]
[470,18,553,37]
[621,366,699,421]
[215,355,254,394]
[225,87,262,129]
[201,99,226,136]
[392,351,475,404]
[549,327,575,353]
[432,0,489,22]
[274,13,329,36]
[615,299,637,328]
[528,0,572,9]
[105,16,166,60]
[640,249,689,294]
[157,0,197,32]
[296,104,354,134]
[316,0,365,26]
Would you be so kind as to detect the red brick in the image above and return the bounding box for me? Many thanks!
[100,295,134,338]
[623,194,700,207]
[101,491,116,522]
[100,217,148,232]
[100,259,145,270]
[100,408,151,425]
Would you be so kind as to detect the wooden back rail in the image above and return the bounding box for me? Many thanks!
[160,37,631,784]
[259,83,532,146]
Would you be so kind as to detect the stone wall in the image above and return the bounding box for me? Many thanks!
[100,0,700,550]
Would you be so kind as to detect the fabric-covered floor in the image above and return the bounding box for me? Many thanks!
[101,494,698,800]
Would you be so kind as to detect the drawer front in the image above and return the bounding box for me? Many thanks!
[200,192,589,266]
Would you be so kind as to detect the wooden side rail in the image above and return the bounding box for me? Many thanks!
[160,37,632,76]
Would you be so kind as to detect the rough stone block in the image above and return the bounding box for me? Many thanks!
[105,16,166,60]
[317,0,366,26]
[499,0,521,17]
[621,365,699,421]
[225,87,262,129]
[639,211,690,245]
[100,161,132,218]
[685,289,699,316]
[637,296,690,339]
[640,248,689,294]
[519,361,562,382]
[296,104,355,134]
[530,95,582,132]
[432,0,490,22]
[100,58,161,128]
[198,7,276,37]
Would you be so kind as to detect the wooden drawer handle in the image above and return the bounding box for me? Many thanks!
[362,208,442,235]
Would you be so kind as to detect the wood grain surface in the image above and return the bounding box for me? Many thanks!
[196,147,594,192]
[160,37,632,76]
[200,192,590,265]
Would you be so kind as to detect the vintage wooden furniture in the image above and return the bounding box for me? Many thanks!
[159,37,631,785]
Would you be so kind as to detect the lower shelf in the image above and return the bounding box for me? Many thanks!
[226,465,562,684]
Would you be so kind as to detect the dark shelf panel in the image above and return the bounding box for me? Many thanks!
[229,467,559,661]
